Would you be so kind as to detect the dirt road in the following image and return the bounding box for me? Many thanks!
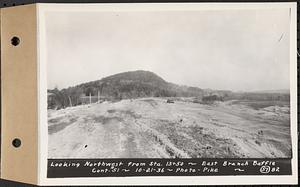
[48,98,291,158]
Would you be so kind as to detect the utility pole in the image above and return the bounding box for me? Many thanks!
[89,92,91,104]
[68,96,73,107]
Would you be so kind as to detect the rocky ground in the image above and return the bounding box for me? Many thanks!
[48,98,291,158]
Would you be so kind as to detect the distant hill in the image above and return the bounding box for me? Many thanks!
[79,70,206,98]
[48,70,206,109]
[47,70,290,109]
[249,89,290,94]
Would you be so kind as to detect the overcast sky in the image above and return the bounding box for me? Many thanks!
[45,8,290,91]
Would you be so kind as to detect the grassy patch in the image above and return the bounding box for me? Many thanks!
[48,117,78,135]
[154,119,241,158]
[119,110,142,119]
[107,109,116,113]
[232,100,290,110]
[48,116,64,123]
[93,115,123,124]
[141,99,158,107]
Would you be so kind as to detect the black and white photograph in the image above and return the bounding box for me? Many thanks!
[45,5,292,160]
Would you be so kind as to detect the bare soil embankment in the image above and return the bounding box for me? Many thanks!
[48,98,291,158]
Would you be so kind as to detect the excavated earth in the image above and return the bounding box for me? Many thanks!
[48,98,291,158]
